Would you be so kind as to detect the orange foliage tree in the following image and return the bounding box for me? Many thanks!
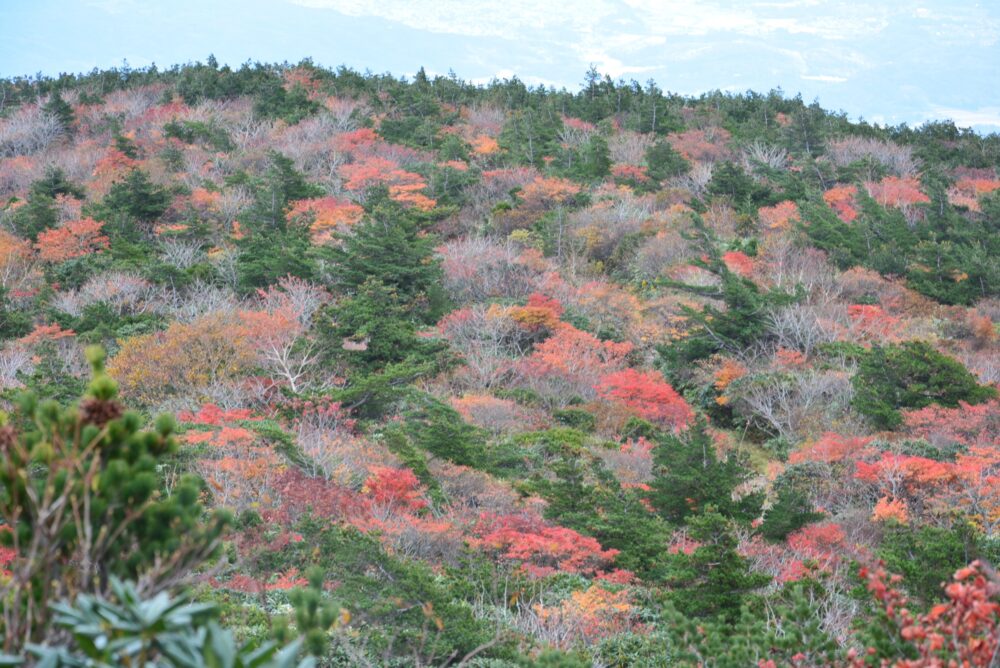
[109,313,254,406]
[34,218,109,263]
[287,196,364,244]
[517,324,633,404]
[337,156,436,210]
[0,229,38,293]
[532,585,638,649]
[181,405,282,513]
[508,293,564,332]
[758,200,800,231]
[823,185,859,222]
[469,135,499,156]
[865,176,931,208]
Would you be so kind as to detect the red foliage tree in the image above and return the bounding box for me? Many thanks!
[722,250,755,277]
[865,176,931,208]
[667,128,732,162]
[848,561,1000,667]
[332,127,378,153]
[611,163,651,186]
[779,522,846,582]
[758,200,800,231]
[517,324,633,403]
[594,368,693,431]
[902,399,1000,448]
[35,218,109,262]
[788,432,874,465]
[470,512,621,578]
[847,303,902,343]
[363,466,428,516]
[823,185,859,222]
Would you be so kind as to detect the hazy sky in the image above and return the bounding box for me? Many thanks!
[3,0,998,130]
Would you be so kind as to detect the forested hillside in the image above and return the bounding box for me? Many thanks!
[0,59,998,666]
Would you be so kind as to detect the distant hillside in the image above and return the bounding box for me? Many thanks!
[0,60,997,666]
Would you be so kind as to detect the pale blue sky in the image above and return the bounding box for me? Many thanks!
[2,0,998,130]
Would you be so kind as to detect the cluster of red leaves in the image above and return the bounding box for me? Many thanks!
[854,453,955,488]
[722,250,755,277]
[519,324,633,386]
[773,347,807,368]
[758,200,800,231]
[363,466,428,514]
[610,163,651,185]
[953,177,1000,196]
[865,176,931,208]
[179,405,282,512]
[847,304,902,342]
[902,399,1000,448]
[35,218,109,263]
[0,542,14,578]
[19,323,75,346]
[594,368,693,430]
[872,496,910,524]
[667,128,731,162]
[788,432,874,465]
[91,148,139,179]
[824,185,859,222]
[779,522,846,582]
[519,176,581,206]
[282,67,321,97]
[847,561,1000,667]
[288,396,356,433]
[184,426,257,448]
[947,177,1000,212]
[509,293,564,331]
[332,128,378,153]
[470,512,622,579]
[849,443,1000,531]
[178,403,256,425]
[562,116,597,133]
[337,156,436,210]
[286,196,364,243]
[224,568,308,595]
[189,187,221,211]
[273,467,363,521]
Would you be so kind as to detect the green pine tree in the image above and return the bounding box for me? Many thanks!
[649,420,763,525]
[666,508,770,620]
[852,341,996,429]
[327,194,448,324]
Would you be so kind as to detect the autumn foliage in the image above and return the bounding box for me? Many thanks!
[2,58,1000,666]
[35,217,109,262]
[287,196,363,243]
[594,368,693,430]
[848,562,1000,667]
